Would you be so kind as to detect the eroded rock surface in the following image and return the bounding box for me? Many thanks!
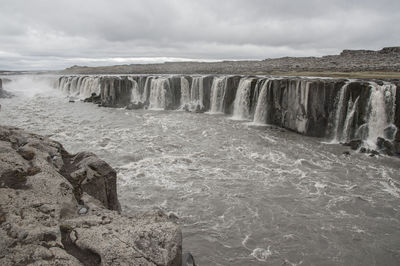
[0,126,181,265]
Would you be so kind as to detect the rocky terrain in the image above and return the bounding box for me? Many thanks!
[0,126,181,265]
[62,47,400,77]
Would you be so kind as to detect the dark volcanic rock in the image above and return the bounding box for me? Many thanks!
[84,93,101,104]
[0,126,181,266]
[343,139,362,150]
[126,101,144,110]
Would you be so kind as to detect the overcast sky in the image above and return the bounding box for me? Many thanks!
[0,0,399,70]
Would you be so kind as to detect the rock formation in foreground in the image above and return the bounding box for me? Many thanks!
[0,126,181,265]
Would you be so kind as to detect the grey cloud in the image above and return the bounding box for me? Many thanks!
[0,0,399,70]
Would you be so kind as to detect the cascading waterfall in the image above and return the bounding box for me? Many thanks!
[331,81,398,149]
[141,76,153,104]
[341,96,359,142]
[180,77,191,108]
[209,77,227,113]
[55,74,399,154]
[128,77,141,103]
[231,78,253,120]
[180,76,206,112]
[331,82,350,142]
[148,77,171,110]
[58,76,101,99]
[252,79,271,125]
[295,80,311,133]
[364,82,397,148]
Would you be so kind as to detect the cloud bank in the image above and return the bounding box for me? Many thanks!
[0,0,399,70]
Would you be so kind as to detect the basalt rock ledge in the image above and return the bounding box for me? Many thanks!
[0,126,182,266]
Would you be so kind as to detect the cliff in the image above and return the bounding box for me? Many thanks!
[57,75,400,156]
[0,126,182,265]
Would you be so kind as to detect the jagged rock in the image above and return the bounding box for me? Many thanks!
[126,101,144,110]
[83,93,101,104]
[0,126,181,266]
[394,141,400,155]
[377,137,396,156]
[369,150,380,157]
[182,252,196,266]
[343,139,362,150]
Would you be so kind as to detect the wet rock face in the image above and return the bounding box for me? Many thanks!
[0,126,181,266]
[57,75,400,155]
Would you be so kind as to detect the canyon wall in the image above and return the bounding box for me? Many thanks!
[56,75,400,154]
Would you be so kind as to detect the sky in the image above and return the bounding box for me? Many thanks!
[0,0,399,70]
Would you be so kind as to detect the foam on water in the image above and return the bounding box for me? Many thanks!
[1,75,400,266]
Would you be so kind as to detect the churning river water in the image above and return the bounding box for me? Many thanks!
[1,76,399,265]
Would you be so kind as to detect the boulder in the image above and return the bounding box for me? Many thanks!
[83,93,101,104]
[343,139,362,150]
[126,101,144,110]
[0,126,181,265]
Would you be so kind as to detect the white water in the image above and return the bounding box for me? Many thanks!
[148,77,170,110]
[179,76,205,112]
[365,82,397,148]
[252,79,271,125]
[58,76,101,99]
[1,75,400,266]
[332,82,350,142]
[342,96,360,142]
[128,77,141,103]
[180,77,191,107]
[209,77,227,114]
[330,81,398,149]
[231,78,253,120]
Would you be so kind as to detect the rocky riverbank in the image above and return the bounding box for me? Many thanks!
[0,126,181,265]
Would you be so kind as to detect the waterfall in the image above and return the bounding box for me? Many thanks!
[180,76,205,112]
[252,79,271,125]
[364,82,397,148]
[180,77,191,107]
[232,78,253,120]
[128,78,141,103]
[148,77,171,110]
[209,77,227,113]
[342,96,359,142]
[331,81,397,149]
[142,76,153,103]
[331,82,350,142]
[57,76,101,99]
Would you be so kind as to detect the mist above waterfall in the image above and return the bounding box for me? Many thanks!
[2,76,57,97]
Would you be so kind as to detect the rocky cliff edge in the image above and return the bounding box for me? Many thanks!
[0,126,182,265]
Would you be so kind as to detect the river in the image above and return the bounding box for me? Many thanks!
[1,75,399,265]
